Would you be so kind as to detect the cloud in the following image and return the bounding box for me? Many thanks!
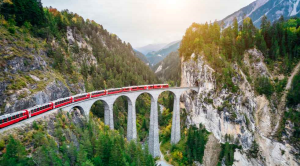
[42,0,255,48]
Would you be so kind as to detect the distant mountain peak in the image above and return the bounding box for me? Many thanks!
[221,0,300,27]
[135,43,166,55]
[145,40,181,66]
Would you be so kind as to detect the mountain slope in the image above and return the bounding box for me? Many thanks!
[133,49,150,64]
[146,40,181,66]
[135,43,166,55]
[152,51,181,85]
[0,2,158,115]
[159,14,300,165]
[222,0,300,27]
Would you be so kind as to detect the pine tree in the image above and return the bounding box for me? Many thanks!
[77,145,88,165]
[1,136,27,166]
[233,17,239,38]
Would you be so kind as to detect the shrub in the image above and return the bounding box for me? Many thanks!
[32,121,39,130]
[218,142,242,166]
[275,77,287,94]
[8,26,15,34]
[248,140,259,158]
[0,139,5,150]
[287,71,300,107]
[255,76,274,98]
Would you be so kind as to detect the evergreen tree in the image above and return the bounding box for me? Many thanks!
[77,145,88,165]
[1,136,27,166]
[233,17,239,38]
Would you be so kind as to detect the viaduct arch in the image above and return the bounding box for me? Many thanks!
[1,87,198,157]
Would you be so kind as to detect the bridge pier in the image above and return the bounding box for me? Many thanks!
[171,95,181,144]
[104,103,114,130]
[1,87,199,158]
[149,95,160,157]
[127,98,137,141]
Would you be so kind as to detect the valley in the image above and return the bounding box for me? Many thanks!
[0,0,299,166]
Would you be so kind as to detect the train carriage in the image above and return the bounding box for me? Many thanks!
[0,110,28,128]
[54,97,73,108]
[73,93,91,102]
[137,85,147,90]
[107,88,122,94]
[147,85,154,89]
[130,86,138,91]
[29,102,54,117]
[122,87,131,92]
[154,84,169,89]
[91,90,107,98]
[0,84,170,129]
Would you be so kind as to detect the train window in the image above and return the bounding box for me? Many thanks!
[12,116,15,119]
[8,117,11,121]
[0,120,2,124]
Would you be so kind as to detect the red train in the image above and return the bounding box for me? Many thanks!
[0,84,169,129]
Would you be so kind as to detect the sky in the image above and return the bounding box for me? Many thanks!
[42,0,255,48]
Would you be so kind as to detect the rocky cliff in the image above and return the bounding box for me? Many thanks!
[180,49,298,166]
[0,25,87,115]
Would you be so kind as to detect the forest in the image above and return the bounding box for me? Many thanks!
[0,111,155,166]
[0,0,159,91]
[179,16,300,93]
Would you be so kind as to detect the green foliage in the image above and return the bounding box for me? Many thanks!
[8,26,15,34]
[185,125,209,164]
[0,0,45,27]
[32,121,39,130]
[1,136,29,166]
[0,139,5,151]
[0,113,155,166]
[287,71,300,107]
[179,16,300,92]
[261,16,300,74]
[275,108,300,147]
[274,77,287,94]
[248,140,259,158]
[152,51,181,85]
[255,76,274,98]
[160,123,209,165]
[217,142,242,166]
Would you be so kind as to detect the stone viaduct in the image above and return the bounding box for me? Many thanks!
[0,87,198,157]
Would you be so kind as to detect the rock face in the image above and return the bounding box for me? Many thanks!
[181,55,255,149]
[202,134,221,166]
[4,80,70,114]
[0,26,87,115]
[180,49,298,165]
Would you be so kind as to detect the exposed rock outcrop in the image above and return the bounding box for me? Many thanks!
[4,80,70,114]
[202,134,221,166]
[180,48,298,166]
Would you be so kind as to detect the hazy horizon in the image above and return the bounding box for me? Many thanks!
[42,0,255,48]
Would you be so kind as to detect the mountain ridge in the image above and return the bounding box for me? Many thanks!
[146,40,181,66]
[221,0,300,27]
[135,43,166,55]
